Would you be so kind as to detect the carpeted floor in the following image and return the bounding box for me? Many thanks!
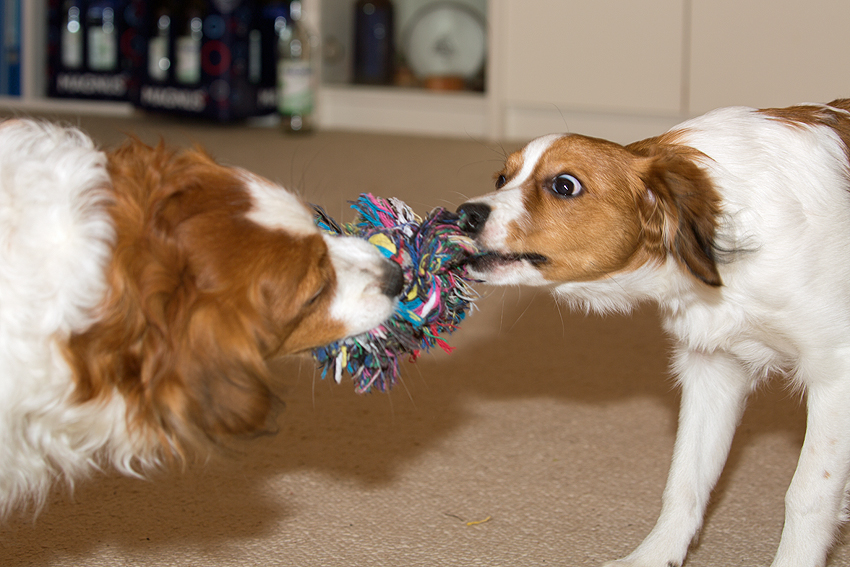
[0,110,846,566]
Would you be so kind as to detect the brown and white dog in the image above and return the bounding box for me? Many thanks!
[458,100,850,567]
[0,119,402,516]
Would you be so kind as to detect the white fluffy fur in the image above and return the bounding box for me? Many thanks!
[464,104,850,567]
[325,235,402,333]
[244,171,319,237]
[0,120,138,515]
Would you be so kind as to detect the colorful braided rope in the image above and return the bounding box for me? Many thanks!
[312,194,479,393]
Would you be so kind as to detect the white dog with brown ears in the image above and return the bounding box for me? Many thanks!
[0,119,403,517]
[458,99,850,567]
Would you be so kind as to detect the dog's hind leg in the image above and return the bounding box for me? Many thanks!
[604,348,751,567]
[771,366,850,567]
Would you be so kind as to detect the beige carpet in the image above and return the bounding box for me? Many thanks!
[1,111,846,566]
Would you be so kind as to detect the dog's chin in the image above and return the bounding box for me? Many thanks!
[467,251,551,286]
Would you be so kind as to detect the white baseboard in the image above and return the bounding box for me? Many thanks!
[318,85,490,139]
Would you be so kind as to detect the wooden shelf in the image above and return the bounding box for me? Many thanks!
[0,96,134,117]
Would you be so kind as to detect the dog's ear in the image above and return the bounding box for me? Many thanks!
[138,286,279,448]
[66,281,276,459]
[636,146,722,287]
[176,296,275,438]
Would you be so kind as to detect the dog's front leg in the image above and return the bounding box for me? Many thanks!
[771,373,850,567]
[604,348,751,567]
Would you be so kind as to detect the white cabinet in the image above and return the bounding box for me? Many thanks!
[495,0,686,142]
[689,0,850,113]
[311,0,495,138]
[500,0,684,115]
[316,0,687,142]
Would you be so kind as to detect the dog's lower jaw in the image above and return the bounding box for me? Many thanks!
[467,260,549,287]
[466,250,551,286]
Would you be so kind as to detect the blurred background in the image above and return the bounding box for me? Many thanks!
[2,0,849,143]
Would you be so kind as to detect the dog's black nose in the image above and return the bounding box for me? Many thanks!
[456,203,491,235]
[382,261,405,297]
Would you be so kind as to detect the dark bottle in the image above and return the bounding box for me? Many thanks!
[353,0,395,85]
[175,0,206,85]
[148,2,172,82]
[61,0,84,70]
[253,0,289,87]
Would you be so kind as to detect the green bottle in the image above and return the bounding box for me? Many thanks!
[277,1,317,133]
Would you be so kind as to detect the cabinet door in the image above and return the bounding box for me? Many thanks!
[500,0,684,115]
[690,0,850,113]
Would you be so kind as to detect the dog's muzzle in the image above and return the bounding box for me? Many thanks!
[456,203,549,270]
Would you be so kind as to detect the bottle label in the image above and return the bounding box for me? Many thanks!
[175,36,201,84]
[61,27,84,70]
[87,28,117,71]
[277,60,313,115]
[148,37,169,81]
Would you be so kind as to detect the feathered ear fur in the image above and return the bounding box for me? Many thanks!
[157,293,275,442]
[633,144,723,287]
[68,284,276,459]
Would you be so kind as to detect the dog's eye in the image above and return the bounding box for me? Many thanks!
[495,174,507,189]
[550,174,583,197]
[306,285,326,307]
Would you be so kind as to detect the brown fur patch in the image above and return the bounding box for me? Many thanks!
[758,99,850,162]
[501,135,656,282]
[65,138,343,458]
[628,140,722,286]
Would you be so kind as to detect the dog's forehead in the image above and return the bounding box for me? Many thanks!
[504,134,634,188]
[542,135,636,176]
[502,134,563,189]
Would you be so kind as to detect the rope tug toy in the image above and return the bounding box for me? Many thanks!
[312,194,478,393]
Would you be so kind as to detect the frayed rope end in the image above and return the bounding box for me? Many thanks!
[312,194,479,393]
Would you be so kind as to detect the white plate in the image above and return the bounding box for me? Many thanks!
[404,2,486,79]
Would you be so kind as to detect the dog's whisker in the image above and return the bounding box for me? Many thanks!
[552,297,566,338]
[507,290,539,333]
